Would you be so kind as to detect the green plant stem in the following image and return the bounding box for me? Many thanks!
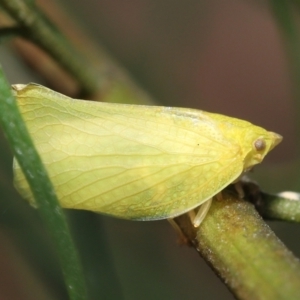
[0,0,98,96]
[0,67,87,300]
[0,0,153,105]
[260,192,300,221]
[0,26,25,42]
[241,181,300,222]
[174,192,300,300]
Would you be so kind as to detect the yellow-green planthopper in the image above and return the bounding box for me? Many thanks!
[12,83,282,226]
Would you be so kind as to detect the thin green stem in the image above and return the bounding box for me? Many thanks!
[0,0,153,105]
[241,178,300,222]
[0,26,25,42]
[260,192,300,221]
[0,67,87,300]
[0,0,98,96]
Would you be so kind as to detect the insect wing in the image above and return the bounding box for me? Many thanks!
[13,84,243,220]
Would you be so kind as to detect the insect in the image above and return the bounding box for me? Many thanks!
[12,83,282,226]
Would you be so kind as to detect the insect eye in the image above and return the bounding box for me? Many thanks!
[254,138,266,151]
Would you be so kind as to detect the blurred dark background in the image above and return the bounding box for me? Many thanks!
[0,0,299,299]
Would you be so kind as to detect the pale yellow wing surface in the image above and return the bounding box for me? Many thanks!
[12,84,281,220]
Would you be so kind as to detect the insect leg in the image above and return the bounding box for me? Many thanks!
[167,219,189,245]
[234,181,245,199]
[192,198,212,227]
[188,209,196,222]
